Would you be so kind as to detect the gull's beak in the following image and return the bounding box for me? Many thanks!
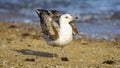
[71,16,78,22]
[73,16,78,20]
[70,16,78,23]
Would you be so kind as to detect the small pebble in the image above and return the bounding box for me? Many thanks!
[24,58,35,62]
[16,29,19,32]
[27,45,31,47]
[19,63,23,66]
[102,60,115,64]
[9,25,17,28]
[61,57,69,61]
[81,40,87,45]
[21,33,31,37]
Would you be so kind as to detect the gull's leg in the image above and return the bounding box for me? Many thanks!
[61,47,69,61]
[61,47,66,57]
[52,46,55,59]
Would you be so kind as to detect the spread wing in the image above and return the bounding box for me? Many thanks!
[70,23,78,35]
[36,9,61,40]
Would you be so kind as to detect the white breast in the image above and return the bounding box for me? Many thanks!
[55,23,73,46]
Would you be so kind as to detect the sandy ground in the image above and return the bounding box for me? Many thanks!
[0,21,120,68]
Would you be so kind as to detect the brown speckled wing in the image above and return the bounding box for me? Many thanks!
[70,23,78,35]
[36,9,60,40]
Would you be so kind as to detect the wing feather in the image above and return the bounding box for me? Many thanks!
[36,9,60,40]
[70,23,78,35]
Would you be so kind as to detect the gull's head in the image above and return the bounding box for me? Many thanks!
[60,14,77,23]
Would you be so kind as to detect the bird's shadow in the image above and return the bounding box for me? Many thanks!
[14,49,58,58]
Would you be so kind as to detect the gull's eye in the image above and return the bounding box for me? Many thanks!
[65,16,68,19]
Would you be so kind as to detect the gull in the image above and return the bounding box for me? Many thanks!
[35,9,78,61]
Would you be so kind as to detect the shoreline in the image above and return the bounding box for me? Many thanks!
[1,21,120,41]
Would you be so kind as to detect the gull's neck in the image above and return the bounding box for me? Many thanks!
[59,18,72,35]
[59,19,70,29]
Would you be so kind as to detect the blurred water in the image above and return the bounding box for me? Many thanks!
[0,0,120,40]
[1,0,120,14]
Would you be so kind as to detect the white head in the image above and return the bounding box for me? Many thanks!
[60,14,77,24]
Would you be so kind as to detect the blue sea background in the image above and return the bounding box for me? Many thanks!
[0,0,120,40]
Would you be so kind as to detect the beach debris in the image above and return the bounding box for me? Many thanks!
[24,58,35,62]
[21,33,31,37]
[102,60,115,65]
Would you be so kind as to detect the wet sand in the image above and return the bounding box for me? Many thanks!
[0,21,120,68]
